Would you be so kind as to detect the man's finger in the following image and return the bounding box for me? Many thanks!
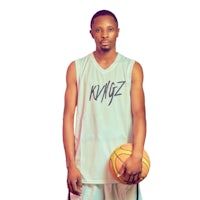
[71,179,82,195]
[67,180,73,193]
[117,164,126,177]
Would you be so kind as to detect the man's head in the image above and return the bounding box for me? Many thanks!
[90,10,118,29]
[90,10,119,52]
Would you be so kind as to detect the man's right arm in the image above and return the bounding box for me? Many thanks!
[63,61,77,168]
[63,61,82,195]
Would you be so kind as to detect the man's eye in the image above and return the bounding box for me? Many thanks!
[95,29,101,33]
[108,27,114,32]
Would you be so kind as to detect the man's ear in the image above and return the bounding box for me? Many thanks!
[116,28,120,38]
[90,30,94,38]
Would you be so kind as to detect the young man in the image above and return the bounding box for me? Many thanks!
[63,10,146,200]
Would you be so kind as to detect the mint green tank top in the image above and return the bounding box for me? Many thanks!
[74,53,135,184]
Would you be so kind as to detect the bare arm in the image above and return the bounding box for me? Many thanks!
[63,61,82,195]
[63,61,77,168]
[131,61,146,159]
[119,61,146,184]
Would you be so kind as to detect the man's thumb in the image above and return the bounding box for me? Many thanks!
[117,164,125,177]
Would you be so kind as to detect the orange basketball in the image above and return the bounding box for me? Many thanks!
[109,143,150,184]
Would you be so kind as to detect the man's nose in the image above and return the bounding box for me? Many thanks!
[101,30,108,38]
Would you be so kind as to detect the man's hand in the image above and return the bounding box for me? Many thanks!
[118,156,143,184]
[67,166,82,195]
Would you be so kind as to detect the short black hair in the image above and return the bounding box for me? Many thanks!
[90,10,118,28]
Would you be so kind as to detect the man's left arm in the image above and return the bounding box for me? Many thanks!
[118,61,146,184]
[131,61,146,160]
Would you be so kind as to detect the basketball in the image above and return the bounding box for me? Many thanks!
[109,143,150,184]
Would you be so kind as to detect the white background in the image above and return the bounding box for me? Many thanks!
[0,0,200,199]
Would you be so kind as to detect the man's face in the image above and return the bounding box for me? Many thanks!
[90,15,119,52]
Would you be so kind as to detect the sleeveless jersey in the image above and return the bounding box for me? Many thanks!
[74,53,135,184]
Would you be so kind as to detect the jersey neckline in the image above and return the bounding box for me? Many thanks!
[90,52,121,73]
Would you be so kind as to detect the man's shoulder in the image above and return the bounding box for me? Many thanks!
[118,53,135,62]
[75,53,93,62]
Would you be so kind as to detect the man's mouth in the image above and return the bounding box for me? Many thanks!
[101,40,109,45]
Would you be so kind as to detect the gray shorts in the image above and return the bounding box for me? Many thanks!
[69,183,142,200]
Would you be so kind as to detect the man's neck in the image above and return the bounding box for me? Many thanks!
[93,50,118,69]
